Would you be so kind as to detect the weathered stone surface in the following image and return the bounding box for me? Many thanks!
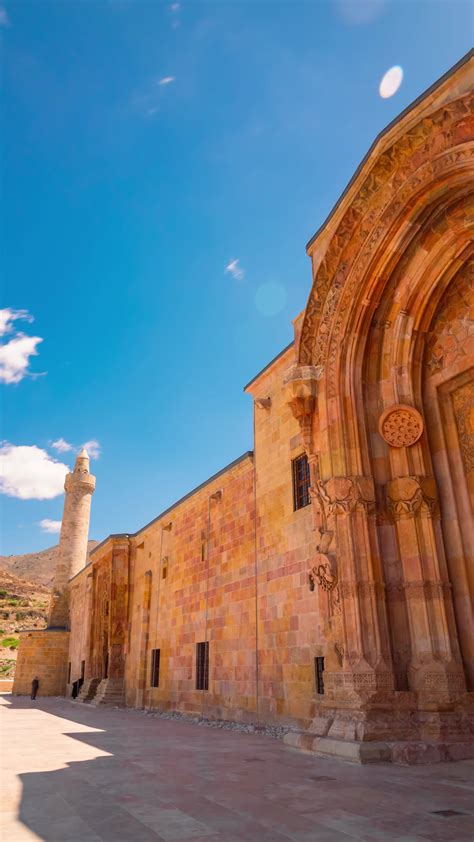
[12,630,70,697]
[21,54,474,762]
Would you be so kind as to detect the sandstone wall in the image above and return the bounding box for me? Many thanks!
[68,346,324,728]
[68,568,91,693]
[13,630,70,696]
[247,347,321,725]
[119,344,322,726]
[125,453,257,721]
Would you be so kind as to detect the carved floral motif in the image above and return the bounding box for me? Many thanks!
[385,476,438,519]
[317,476,376,514]
[379,405,424,448]
[311,553,338,591]
[309,553,341,619]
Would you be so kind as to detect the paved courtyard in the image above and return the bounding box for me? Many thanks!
[1,695,473,842]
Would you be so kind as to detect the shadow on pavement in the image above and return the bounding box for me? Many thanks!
[2,694,474,842]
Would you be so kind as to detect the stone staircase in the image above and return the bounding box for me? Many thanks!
[89,678,125,707]
[76,677,101,703]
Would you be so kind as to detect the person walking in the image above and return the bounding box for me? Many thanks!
[31,677,39,700]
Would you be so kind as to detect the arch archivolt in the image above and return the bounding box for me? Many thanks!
[292,87,474,702]
[313,175,473,479]
[360,197,473,474]
[298,89,473,369]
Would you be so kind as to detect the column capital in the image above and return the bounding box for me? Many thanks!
[385,475,438,520]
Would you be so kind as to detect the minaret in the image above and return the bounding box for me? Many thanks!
[48,448,96,628]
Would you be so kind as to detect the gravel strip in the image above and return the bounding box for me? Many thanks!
[141,707,290,739]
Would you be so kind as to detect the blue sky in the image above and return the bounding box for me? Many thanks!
[1,0,472,555]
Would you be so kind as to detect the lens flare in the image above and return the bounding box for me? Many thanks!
[335,0,386,26]
[379,66,403,99]
[255,282,287,317]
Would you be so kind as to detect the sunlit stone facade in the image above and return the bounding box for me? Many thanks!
[17,53,474,762]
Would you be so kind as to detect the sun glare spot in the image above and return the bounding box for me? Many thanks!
[379,65,403,99]
[335,0,385,26]
[255,282,287,317]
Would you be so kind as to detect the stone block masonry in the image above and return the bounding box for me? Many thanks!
[13,630,70,697]
[48,449,95,629]
[30,53,474,762]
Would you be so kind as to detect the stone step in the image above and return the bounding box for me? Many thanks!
[89,678,125,707]
[76,678,101,704]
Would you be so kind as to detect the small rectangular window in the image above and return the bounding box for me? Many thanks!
[162,557,168,580]
[315,656,325,695]
[292,453,311,510]
[151,648,161,687]
[196,641,209,691]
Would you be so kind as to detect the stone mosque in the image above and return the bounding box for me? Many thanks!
[14,52,474,764]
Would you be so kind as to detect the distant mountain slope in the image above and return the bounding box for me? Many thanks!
[0,540,99,588]
[0,567,52,679]
[0,567,50,597]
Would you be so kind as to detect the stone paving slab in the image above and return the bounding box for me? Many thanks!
[1,696,473,841]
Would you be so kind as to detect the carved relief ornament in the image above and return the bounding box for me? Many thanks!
[298,93,474,368]
[311,552,338,591]
[283,364,322,454]
[317,476,376,515]
[385,476,438,519]
[379,405,424,448]
[308,552,342,618]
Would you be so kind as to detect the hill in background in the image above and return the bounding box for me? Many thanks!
[0,540,98,680]
[0,568,50,680]
[0,540,99,589]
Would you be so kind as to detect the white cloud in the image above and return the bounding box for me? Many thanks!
[38,519,62,534]
[0,335,43,384]
[81,439,101,460]
[0,308,43,384]
[51,437,101,459]
[0,309,32,337]
[379,65,403,99]
[225,259,245,281]
[0,443,68,500]
[0,6,9,26]
[158,76,175,86]
[51,438,74,453]
[170,2,180,10]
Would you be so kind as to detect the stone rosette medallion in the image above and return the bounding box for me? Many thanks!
[379,405,424,448]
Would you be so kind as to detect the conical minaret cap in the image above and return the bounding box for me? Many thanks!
[74,447,90,473]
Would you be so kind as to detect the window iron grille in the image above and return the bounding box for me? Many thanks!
[151,648,161,687]
[292,453,311,510]
[315,656,325,695]
[196,641,209,691]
